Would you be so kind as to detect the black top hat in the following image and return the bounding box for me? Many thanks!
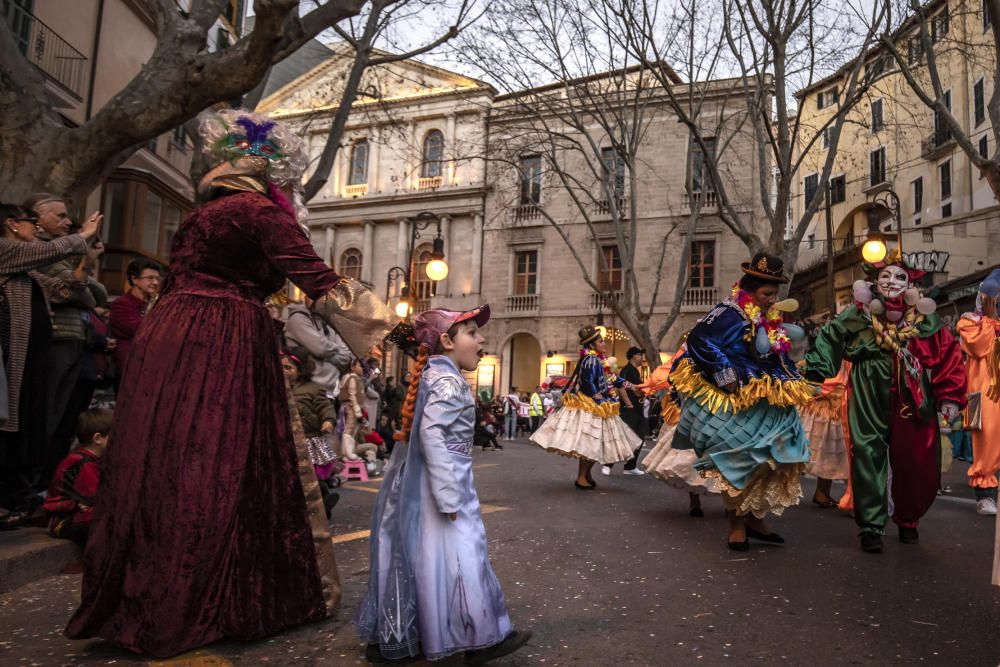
[740,252,789,284]
[579,325,602,347]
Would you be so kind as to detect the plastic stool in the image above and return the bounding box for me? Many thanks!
[342,460,369,482]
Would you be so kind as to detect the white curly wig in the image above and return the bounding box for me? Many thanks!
[198,108,311,230]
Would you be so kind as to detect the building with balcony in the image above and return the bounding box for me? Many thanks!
[266,52,761,397]
[4,0,245,293]
[480,74,761,395]
[790,0,1000,319]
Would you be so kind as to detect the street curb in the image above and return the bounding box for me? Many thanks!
[0,528,81,595]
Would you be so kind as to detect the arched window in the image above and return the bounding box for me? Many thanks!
[349,139,369,185]
[421,130,444,178]
[340,248,363,281]
[412,243,435,311]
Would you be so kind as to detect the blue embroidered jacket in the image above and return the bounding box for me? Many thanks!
[686,299,801,388]
[571,353,626,404]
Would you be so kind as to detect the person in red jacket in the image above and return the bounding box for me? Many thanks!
[45,409,111,546]
[109,258,160,373]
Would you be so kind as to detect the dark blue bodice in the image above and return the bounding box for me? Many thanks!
[686,301,801,388]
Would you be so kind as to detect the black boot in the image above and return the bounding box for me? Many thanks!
[860,531,883,553]
[465,630,533,666]
[898,525,919,544]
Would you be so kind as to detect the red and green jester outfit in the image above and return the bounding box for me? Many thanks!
[804,306,966,536]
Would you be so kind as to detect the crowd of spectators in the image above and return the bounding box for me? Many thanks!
[1,197,161,539]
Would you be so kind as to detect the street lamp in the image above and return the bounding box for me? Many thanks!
[426,234,449,281]
[864,188,903,264]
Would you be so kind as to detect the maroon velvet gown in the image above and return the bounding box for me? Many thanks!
[66,191,340,657]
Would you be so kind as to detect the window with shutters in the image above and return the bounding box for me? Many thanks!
[339,248,363,281]
[829,175,846,204]
[870,147,886,187]
[421,130,444,178]
[804,173,819,208]
[912,177,923,213]
[975,79,986,127]
[514,250,538,295]
[600,147,626,199]
[932,7,949,43]
[597,245,623,291]
[519,155,543,205]
[689,240,716,288]
[871,99,884,132]
[940,160,951,200]
[349,140,369,185]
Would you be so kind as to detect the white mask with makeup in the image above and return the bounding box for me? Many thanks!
[876,265,909,300]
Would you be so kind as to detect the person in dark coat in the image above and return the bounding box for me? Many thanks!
[602,347,649,476]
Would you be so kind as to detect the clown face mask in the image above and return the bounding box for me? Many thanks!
[876,265,909,299]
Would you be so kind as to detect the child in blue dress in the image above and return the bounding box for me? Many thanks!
[356,305,531,664]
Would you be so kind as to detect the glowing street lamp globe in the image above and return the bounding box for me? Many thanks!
[394,299,412,318]
[862,237,887,264]
[426,258,449,281]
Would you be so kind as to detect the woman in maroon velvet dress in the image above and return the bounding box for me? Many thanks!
[66,110,395,658]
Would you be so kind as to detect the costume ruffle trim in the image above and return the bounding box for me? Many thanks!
[669,358,816,413]
[703,461,804,518]
[660,400,680,426]
[798,385,846,421]
[562,392,621,418]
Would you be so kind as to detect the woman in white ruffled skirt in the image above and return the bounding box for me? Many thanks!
[531,326,640,489]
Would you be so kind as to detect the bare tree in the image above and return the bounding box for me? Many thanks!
[0,0,375,203]
[457,0,743,354]
[872,0,1000,199]
[619,0,888,281]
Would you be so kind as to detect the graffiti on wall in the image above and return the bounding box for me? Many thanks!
[904,251,950,273]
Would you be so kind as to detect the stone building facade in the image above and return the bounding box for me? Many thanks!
[264,55,762,397]
[791,0,1000,318]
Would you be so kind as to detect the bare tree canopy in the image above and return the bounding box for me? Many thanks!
[0,0,375,203]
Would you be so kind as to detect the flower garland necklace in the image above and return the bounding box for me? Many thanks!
[731,284,791,355]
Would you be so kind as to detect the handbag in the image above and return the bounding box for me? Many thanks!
[306,434,338,467]
[965,392,982,432]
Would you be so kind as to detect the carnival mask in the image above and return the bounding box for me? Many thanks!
[876,265,909,300]
[225,117,283,162]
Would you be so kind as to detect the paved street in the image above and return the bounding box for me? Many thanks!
[2,438,999,666]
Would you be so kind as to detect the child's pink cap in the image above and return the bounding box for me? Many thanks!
[413,305,490,350]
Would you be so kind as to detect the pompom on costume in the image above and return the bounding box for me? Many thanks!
[66,110,397,657]
[669,254,812,518]
[357,306,526,663]
[804,250,966,540]
[530,326,641,465]
[957,268,1000,498]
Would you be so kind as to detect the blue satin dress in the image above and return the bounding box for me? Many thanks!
[671,299,811,517]
[355,356,512,661]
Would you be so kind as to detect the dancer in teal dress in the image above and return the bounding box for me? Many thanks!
[670,253,813,551]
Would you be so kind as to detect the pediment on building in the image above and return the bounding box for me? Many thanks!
[259,42,493,116]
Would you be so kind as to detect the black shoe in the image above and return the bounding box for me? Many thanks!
[898,525,919,544]
[860,532,883,553]
[585,473,597,488]
[746,527,785,544]
[728,539,750,552]
[364,644,422,664]
[465,630,533,666]
[689,506,704,518]
[575,481,596,491]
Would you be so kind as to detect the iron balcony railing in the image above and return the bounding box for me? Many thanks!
[5,1,87,100]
